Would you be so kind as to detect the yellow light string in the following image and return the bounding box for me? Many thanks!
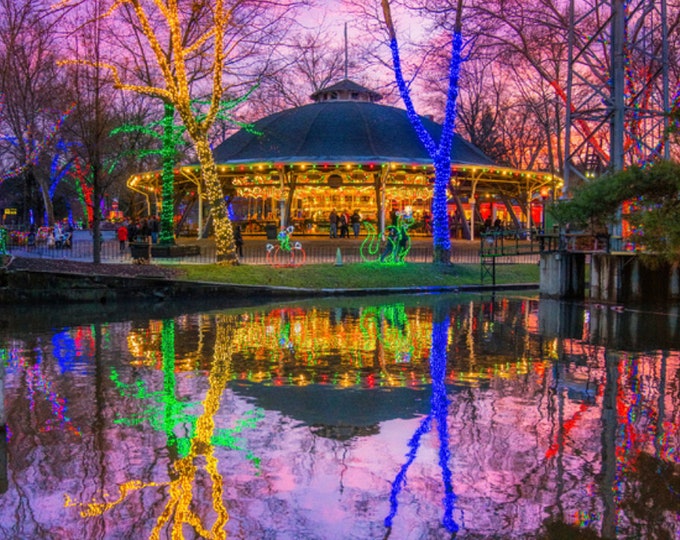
[150,316,235,539]
[64,479,166,518]
[58,0,239,264]
[65,320,236,539]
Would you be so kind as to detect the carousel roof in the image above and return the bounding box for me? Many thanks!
[213,99,496,167]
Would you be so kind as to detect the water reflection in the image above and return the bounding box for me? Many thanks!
[0,294,678,539]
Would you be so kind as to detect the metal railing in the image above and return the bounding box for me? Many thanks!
[4,235,541,266]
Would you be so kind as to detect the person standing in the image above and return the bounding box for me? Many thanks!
[117,222,129,252]
[127,220,137,243]
[149,215,160,244]
[351,210,361,238]
[329,209,338,238]
[339,211,349,238]
[234,224,244,257]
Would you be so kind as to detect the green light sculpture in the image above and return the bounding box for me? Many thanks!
[360,213,414,264]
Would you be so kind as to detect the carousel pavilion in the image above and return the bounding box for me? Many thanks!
[127,79,560,239]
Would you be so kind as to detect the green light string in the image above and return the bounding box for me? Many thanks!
[160,103,178,245]
[110,320,262,464]
[360,214,413,264]
[360,222,382,262]
[191,85,262,136]
[0,227,7,254]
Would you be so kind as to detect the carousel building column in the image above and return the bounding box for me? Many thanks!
[469,179,479,241]
[278,167,286,229]
[449,188,471,240]
[378,166,389,237]
[525,191,533,230]
[500,193,522,230]
[282,168,298,230]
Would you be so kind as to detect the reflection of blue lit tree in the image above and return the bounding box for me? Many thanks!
[385,305,458,534]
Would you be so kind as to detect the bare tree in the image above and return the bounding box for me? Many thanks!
[0,0,71,228]
[246,27,349,117]
[56,0,307,264]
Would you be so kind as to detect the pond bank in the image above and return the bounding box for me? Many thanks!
[0,255,538,305]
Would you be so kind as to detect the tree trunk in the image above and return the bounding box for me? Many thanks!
[432,166,451,264]
[160,102,176,246]
[195,138,237,264]
[36,174,55,227]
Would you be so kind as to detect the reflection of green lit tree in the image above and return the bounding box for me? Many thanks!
[68,317,262,537]
[384,303,457,535]
[110,319,263,461]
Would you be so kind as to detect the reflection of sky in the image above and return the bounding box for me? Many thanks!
[1,298,679,538]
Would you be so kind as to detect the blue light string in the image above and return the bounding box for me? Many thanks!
[431,315,458,532]
[384,414,433,528]
[384,313,458,533]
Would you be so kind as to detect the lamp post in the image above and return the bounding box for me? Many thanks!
[540,187,550,234]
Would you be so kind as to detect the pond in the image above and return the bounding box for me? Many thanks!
[0,293,678,539]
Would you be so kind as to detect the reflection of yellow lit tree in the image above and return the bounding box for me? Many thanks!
[66,317,242,539]
[150,316,235,539]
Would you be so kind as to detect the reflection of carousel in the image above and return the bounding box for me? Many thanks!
[128,79,559,238]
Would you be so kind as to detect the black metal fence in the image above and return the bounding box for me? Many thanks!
[4,239,541,266]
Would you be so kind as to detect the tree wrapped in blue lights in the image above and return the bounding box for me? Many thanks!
[381,0,466,264]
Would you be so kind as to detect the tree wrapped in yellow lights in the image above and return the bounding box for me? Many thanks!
[56,0,298,263]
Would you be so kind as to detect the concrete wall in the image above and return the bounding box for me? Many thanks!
[542,252,680,304]
[539,252,586,299]
[591,254,680,304]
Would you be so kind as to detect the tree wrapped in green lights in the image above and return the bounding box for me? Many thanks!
[114,94,257,245]
[56,0,284,263]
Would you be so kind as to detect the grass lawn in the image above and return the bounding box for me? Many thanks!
[177,262,539,289]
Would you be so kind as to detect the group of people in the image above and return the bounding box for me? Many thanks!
[117,216,160,252]
[483,216,504,233]
[26,223,73,249]
[116,217,246,258]
[329,209,362,239]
